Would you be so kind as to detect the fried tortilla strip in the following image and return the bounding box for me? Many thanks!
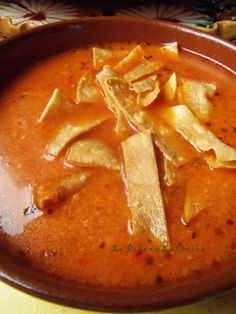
[67,139,120,170]
[113,109,129,133]
[178,79,216,121]
[155,120,196,167]
[39,89,68,123]
[162,105,236,168]
[159,42,178,56]
[96,65,118,112]
[131,74,157,94]
[163,158,178,187]
[113,110,129,134]
[114,45,144,74]
[137,81,160,107]
[122,129,169,243]
[183,172,209,223]
[46,119,104,157]
[96,65,129,133]
[35,172,90,210]
[163,72,177,101]
[59,172,90,191]
[124,60,162,83]
[103,75,192,166]
[76,72,101,104]
[93,47,113,70]
[184,194,206,223]
[92,47,128,70]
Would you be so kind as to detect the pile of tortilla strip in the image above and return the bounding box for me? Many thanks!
[36,43,236,245]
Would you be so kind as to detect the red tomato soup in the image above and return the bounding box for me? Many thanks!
[0,42,236,288]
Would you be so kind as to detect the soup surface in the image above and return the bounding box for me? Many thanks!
[0,42,236,288]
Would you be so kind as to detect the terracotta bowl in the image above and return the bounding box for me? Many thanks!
[0,17,236,312]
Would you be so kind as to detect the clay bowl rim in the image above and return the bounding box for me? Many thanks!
[0,16,236,312]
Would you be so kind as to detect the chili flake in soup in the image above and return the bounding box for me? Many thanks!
[0,42,236,288]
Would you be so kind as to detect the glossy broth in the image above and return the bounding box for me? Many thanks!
[0,42,236,287]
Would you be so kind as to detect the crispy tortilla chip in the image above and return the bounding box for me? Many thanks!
[122,129,169,243]
[96,65,118,111]
[96,66,129,133]
[162,105,236,168]
[46,119,104,157]
[131,74,157,93]
[204,155,236,168]
[92,47,128,70]
[183,172,209,223]
[115,109,130,134]
[137,81,160,107]
[163,158,178,187]
[67,139,120,170]
[184,194,206,223]
[103,77,145,128]
[159,42,178,56]
[124,60,162,83]
[178,79,216,121]
[76,72,101,104]
[93,47,113,70]
[59,172,90,191]
[103,76,192,166]
[114,45,144,74]
[39,89,68,123]
[154,120,196,166]
[163,72,177,101]
[35,172,90,210]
